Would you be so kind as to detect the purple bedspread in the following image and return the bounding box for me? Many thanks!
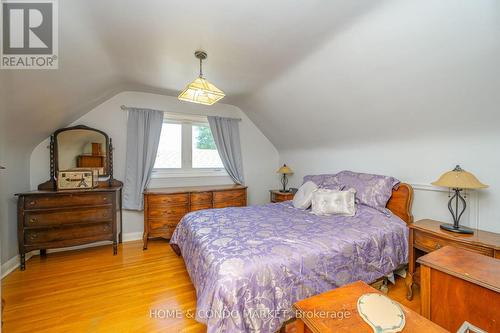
[170,202,409,333]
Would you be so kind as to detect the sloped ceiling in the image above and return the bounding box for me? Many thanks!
[1,0,500,151]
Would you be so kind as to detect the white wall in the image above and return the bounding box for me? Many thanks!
[30,91,280,238]
[280,133,500,233]
[0,143,31,267]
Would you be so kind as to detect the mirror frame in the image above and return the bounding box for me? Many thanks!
[38,125,117,191]
[53,125,111,177]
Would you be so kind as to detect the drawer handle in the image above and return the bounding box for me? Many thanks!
[30,218,37,223]
[29,201,36,205]
[30,234,38,239]
[435,244,442,250]
[103,197,108,202]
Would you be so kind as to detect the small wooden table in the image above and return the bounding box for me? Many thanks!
[418,246,500,332]
[270,190,294,203]
[293,281,447,333]
[407,219,500,300]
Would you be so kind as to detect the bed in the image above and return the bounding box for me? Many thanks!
[170,182,413,333]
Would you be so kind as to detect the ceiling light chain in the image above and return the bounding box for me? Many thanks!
[199,56,203,78]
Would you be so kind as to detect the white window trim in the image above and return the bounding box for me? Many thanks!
[153,113,227,178]
[151,168,228,179]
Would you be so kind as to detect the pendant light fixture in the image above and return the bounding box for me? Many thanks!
[178,50,225,106]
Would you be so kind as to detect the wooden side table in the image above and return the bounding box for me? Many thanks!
[293,281,447,333]
[418,246,500,332]
[407,219,500,300]
[270,190,294,203]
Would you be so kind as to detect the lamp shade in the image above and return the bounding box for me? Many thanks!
[277,164,293,175]
[178,77,225,106]
[432,165,488,189]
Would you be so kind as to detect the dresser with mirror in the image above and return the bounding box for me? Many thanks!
[16,125,122,270]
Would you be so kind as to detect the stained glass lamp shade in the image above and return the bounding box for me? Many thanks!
[178,51,225,106]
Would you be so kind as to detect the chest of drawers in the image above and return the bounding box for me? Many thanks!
[143,185,247,249]
[16,186,122,270]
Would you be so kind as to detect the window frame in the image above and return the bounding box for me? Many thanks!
[151,113,227,179]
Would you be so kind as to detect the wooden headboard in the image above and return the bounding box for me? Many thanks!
[386,183,414,225]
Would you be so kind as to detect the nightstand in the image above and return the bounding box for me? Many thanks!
[406,219,500,300]
[269,190,294,203]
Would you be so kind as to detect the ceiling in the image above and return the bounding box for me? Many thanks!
[1,0,499,151]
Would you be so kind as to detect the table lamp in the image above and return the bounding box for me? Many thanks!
[431,165,488,234]
[277,164,293,192]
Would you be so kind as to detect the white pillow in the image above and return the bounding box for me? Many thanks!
[292,181,318,209]
[311,188,356,216]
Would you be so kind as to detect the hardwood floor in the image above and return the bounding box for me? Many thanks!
[2,240,420,333]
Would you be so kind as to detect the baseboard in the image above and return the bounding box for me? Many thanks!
[122,232,143,242]
[1,231,144,280]
[1,253,35,279]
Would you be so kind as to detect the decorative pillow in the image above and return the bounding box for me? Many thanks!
[303,174,339,187]
[333,170,400,210]
[310,188,356,216]
[292,181,318,209]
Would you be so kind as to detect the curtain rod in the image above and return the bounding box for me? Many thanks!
[120,105,241,121]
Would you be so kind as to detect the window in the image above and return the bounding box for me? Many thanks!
[154,123,182,169]
[153,113,225,177]
[192,125,224,168]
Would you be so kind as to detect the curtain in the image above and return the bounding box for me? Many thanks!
[123,108,163,210]
[207,116,244,185]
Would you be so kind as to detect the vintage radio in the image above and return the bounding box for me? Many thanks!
[57,169,98,190]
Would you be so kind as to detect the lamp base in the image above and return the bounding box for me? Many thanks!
[439,223,474,234]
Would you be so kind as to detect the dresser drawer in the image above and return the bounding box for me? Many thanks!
[24,193,112,210]
[213,199,246,208]
[149,217,178,229]
[149,226,176,239]
[191,203,213,211]
[147,205,189,219]
[25,223,112,245]
[24,206,113,227]
[190,191,212,204]
[414,230,493,256]
[213,189,246,204]
[147,193,189,206]
[271,192,294,203]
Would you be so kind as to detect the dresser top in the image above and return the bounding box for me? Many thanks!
[293,281,447,333]
[411,219,500,249]
[144,184,246,195]
[16,185,122,196]
[418,246,500,293]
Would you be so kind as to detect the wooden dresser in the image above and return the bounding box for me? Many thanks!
[16,186,122,270]
[418,246,500,332]
[143,184,247,249]
[292,281,447,333]
[407,219,500,300]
